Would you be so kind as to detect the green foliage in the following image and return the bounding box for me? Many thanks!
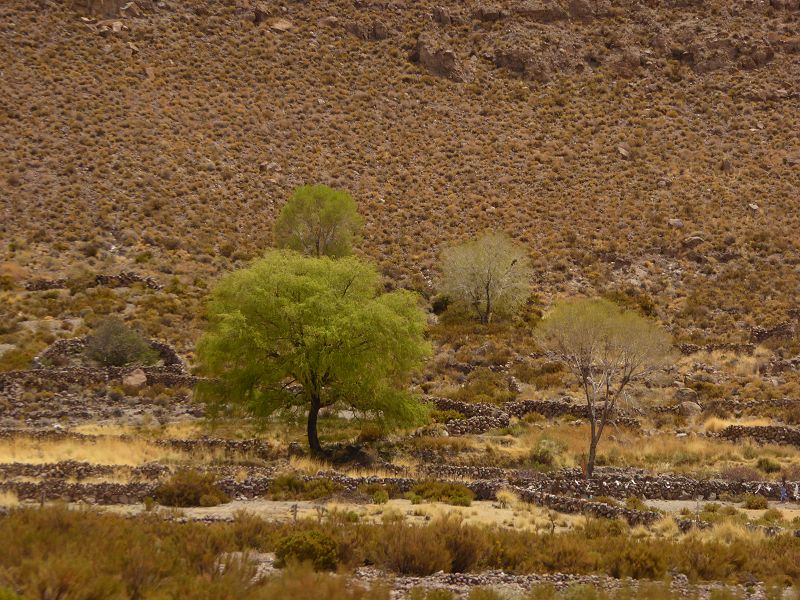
[154,470,230,507]
[449,367,516,405]
[275,530,338,571]
[742,494,768,510]
[196,250,431,452]
[430,409,465,423]
[85,318,158,367]
[273,184,363,258]
[268,474,343,500]
[439,232,532,324]
[409,481,474,507]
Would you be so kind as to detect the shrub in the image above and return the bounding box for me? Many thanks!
[269,474,343,501]
[154,470,230,507]
[430,409,465,424]
[625,496,649,511]
[449,368,516,405]
[756,457,781,474]
[262,563,388,599]
[85,318,158,367]
[369,523,452,575]
[275,530,338,571]
[357,483,399,503]
[742,494,768,510]
[409,481,474,507]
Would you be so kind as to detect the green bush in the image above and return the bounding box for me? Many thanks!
[275,530,338,571]
[742,494,768,510]
[409,481,474,507]
[154,470,230,507]
[269,474,343,501]
[430,409,465,424]
[448,368,516,405]
[85,318,158,367]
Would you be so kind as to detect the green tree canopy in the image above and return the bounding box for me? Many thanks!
[196,250,431,454]
[439,232,532,324]
[273,185,363,257]
[537,298,672,477]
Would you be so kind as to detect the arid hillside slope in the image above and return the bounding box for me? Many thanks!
[1,0,799,347]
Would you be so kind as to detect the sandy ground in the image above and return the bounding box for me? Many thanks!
[97,498,582,531]
[645,498,800,521]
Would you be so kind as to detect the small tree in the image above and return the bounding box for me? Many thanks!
[85,318,158,367]
[196,250,430,455]
[439,232,531,323]
[537,299,671,478]
[273,184,363,257]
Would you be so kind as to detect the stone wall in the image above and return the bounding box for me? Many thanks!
[427,396,641,435]
[717,425,800,448]
[24,271,162,292]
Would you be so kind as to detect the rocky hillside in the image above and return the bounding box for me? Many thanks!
[1,0,799,347]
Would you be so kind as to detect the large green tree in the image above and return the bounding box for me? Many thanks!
[196,250,430,454]
[537,298,671,478]
[273,184,363,257]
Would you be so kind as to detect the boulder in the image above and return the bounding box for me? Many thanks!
[122,368,147,388]
[269,18,293,33]
[433,6,464,25]
[473,5,508,21]
[679,401,702,417]
[668,218,684,228]
[568,0,593,20]
[411,33,473,82]
[345,20,389,41]
[675,387,698,403]
[513,0,568,22]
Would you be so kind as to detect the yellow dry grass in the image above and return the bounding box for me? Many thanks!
[0,490,19,507]
[702,416,774,433]
[0,436,185,466]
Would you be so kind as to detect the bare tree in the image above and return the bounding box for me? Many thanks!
[439,232,531,323]
[537,298,671,478]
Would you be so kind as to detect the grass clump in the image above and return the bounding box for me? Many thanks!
[154,470,230,507]
[742,494,769,510]
[268,474,343,500]
[275,530,338,571]
[408,481,474,507]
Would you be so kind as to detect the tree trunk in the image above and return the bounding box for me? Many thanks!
[586,434,599,479]
[307,395,322,455]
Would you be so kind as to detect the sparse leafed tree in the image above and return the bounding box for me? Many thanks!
[273,185,363,258]
[196,250,431,455]
[439,232,532,323]
[537,298,672,478]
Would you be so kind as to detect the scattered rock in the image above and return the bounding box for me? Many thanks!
[748,203,760,211]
